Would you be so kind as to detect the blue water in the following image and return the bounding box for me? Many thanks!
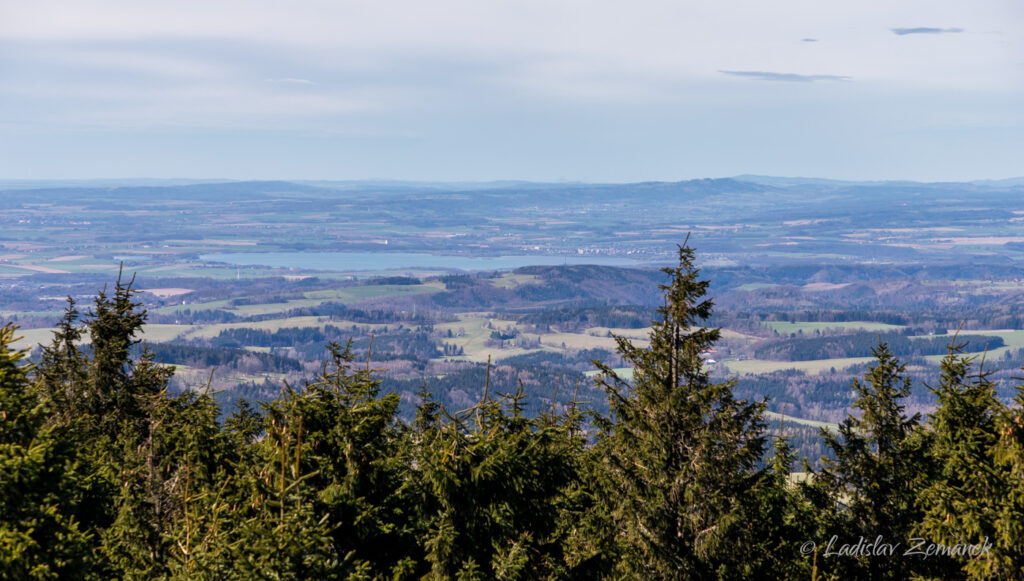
[200,251,647,272]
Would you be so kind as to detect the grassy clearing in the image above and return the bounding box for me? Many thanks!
[541,331,629,353]
[432,315,519,363]
[583,367,635,380]
[9,327,57,350]
[965,329,1024,349]
[0,309,65,319]
[2,321,180,351]
[155,299,233,314]
[488,273,541,289]
[229,298,332,316]
[764,321,905,334]
[139,324,193,343]
[429,322,743,366]
[920,329,1024,364]
[719,329,763,343]
[735,283,779,291]
[11,324,196,348]
[180,316,333,340]
[483,347,549,363]
[0,265,33,277]
[429,315,581,364]
[723,356,876,375]
[44,262,122,274]
[764,411,839,432]
[9,315,407,352]
[556,326,753,349]
[586,327,651,342]
[168,364,290,391]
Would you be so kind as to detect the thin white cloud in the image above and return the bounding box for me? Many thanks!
[0,76,387,131]
[8,44,225,79]
[265,78,316,85]
[719,70,851,82]
[891,27,964,36]
[2,1,1018,96]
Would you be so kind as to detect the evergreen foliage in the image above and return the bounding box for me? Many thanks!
[6,245,1024,578]
[0,324,94,580]
[593,243,768,578]
[811,343,930,579]
[915,341,1016,579]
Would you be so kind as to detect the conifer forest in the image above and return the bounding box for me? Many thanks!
[4,244,1024,580]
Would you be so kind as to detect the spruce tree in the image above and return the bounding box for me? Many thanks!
[410,381,587,579]
[733,430,818,580]
[812,342,927,580]
[593,242,766,579]
[33,298,88,429]
[917,341,1011,579]
[102,380,234,580]
[257,342,416,578]
[0,324,95,579]
[990,381,1024,575]
[29,273,196,578]
[86,273,156,439]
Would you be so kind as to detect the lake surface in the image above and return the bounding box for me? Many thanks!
[200,251,650,272]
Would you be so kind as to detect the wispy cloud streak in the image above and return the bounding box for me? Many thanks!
[265,78,317,85]
[891,27,964,36]
[718,70,851,82]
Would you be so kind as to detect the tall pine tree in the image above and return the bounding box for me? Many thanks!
[593,242,766,579]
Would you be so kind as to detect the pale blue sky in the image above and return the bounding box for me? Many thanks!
[1,0,1021,182]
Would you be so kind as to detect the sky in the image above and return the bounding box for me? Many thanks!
[1,0,1021,182]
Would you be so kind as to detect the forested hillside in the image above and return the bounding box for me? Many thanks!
[4,244,1024,579]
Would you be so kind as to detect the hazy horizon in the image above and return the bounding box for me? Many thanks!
[2,174,1024,189]
[2,1,1021,183]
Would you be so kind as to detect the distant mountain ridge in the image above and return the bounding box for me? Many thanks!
[3,175,1022,195]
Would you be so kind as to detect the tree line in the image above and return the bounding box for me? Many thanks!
[4,247,1024,579]
[752,331,1003,361]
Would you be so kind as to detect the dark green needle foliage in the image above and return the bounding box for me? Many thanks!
[915,340,1016,579]
[0,324,94,580]
[8,247,1024,579]
[990,379,1024,577]
[811,342,929,580]
[592,242,767,579]
[232,342,415,579]
[32,298,88,430]
[409,380,589,579]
